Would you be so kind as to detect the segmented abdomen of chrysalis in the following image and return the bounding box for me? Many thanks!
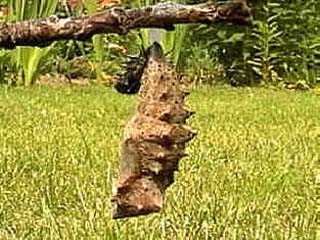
[112,42,196,219]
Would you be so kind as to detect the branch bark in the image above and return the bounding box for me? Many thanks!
[0,1,252,49]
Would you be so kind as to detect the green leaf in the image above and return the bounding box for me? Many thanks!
[223,33,245,43]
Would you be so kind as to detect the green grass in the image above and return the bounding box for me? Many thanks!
[0,86,318,239]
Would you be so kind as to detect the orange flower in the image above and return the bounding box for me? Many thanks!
[97,0,121,9]
[69,0,78,10]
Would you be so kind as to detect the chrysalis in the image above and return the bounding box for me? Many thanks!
[112,42,196,219]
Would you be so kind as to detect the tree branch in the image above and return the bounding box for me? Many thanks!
[0,1,252,49]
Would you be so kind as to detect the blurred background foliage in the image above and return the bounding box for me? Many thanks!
[0,0,319,89]
[181,0,320,88]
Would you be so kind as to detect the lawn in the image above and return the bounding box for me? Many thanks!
[0,86,318,239]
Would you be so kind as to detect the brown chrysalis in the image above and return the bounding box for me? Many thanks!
[112,42,196,219]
